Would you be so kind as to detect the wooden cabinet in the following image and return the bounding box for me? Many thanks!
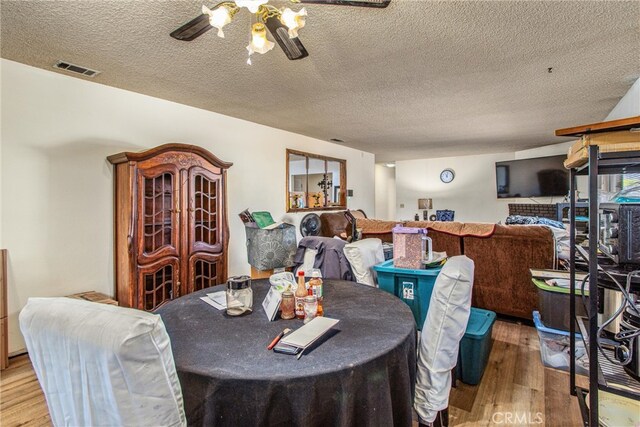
[108,144,232,311]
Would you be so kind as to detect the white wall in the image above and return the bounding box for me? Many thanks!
[395,152,513,223]
[1,59,375,353]
[374,164,396,220]
[393,142,586,224]
[605,78,640,120]
[0,58,3,249]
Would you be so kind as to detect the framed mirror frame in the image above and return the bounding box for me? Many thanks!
[286,149,347,213]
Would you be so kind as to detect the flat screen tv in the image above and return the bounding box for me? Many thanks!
[495,155,569,198]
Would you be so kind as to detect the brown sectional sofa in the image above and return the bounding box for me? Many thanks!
[357,219,555,320]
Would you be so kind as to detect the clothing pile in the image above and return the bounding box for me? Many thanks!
[505,215,565,230]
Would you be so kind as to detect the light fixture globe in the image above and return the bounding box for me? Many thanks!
[202,4,233,38]
[235,0,268,13]
[280,7,307,38]
[246,22,275,55]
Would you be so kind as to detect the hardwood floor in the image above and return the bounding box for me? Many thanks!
[448,319,587,426]
[0,353,51,426]
[0,320,585,426]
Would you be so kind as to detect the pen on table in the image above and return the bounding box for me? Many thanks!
[267,328,291,350]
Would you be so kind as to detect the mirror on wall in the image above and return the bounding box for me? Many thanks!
[286,149,347,212]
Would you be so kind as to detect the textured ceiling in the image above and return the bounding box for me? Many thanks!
[1,0,639,162]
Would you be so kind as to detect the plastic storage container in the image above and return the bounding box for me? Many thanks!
[532,311,588,375]
[457,307,497,385]
[532,278,588,331]
[372,259,441,330]
[392,226,428,269]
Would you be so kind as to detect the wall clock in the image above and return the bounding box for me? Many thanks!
[440,169,455,183]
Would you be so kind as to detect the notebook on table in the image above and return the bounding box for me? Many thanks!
[280,317,340,350]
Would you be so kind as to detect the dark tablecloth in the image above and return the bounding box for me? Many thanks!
[157,280,417,427]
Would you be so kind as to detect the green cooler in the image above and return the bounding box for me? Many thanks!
[532,278,588,332]
[373,259,442,330]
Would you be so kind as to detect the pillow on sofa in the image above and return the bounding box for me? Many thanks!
[343,238,384,287]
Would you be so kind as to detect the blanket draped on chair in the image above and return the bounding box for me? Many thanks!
[294,236,354,281]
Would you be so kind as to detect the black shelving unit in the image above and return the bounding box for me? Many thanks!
[568,145,640,426]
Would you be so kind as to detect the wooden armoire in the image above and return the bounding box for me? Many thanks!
[108,144,232,311]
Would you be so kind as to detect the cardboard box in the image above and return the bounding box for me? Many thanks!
[565,130,640,169]
[250,266,291,280]
[67,291,118,306]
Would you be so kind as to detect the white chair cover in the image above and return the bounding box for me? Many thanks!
[19,297,186,427]
[343,238,385,287]
[294,248,318,276]
[414,256,474,424]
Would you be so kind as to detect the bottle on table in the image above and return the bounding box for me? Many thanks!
[295,270,307,319]
[308,269,324,316]
[280,286,295,320]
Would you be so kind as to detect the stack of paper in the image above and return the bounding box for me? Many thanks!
[545,278,589,289]
[200,291,240,311]
[423,251,447,268]
[530,268,588,281]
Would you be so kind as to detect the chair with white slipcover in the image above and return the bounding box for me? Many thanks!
[342,238,385,287]
[414,255,474,426]
[19,297,186,427]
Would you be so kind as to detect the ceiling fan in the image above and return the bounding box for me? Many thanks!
[170,0,391,62]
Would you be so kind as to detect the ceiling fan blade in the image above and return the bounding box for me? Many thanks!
[298,0,391,7]
[170,14,212,41]
[264,17,309,60]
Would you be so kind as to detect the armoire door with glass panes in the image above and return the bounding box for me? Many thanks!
[137,258,180,311]
[188,254,223,294]
[188,166,223,254]
[136,164,180,264]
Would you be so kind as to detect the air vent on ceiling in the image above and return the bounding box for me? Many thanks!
[53,60,101,77]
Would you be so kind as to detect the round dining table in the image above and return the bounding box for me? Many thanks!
[157,279,417,427]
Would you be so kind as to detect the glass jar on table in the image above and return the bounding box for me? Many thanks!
[226,276,253,316]
[303,295,318,324]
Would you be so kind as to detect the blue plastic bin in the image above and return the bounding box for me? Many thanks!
[532,311,587,375]
[372,259,441,330]
[457,307,497,385]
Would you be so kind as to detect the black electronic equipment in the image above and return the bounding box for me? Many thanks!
[599,203,640,265]
[617,304,640,381]
[495,155,569,198]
